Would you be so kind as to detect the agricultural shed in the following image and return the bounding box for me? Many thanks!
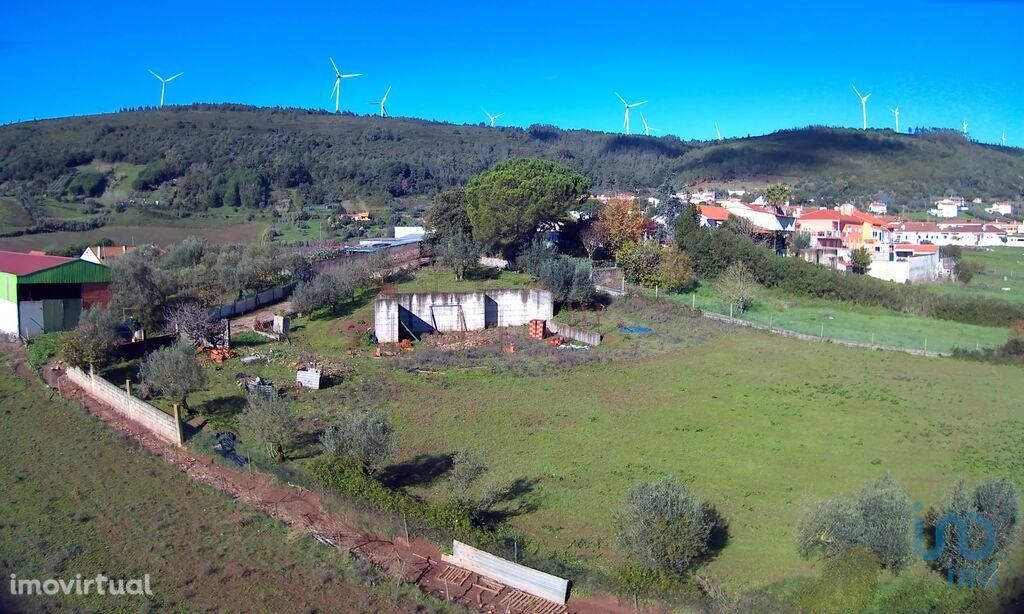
[0,250,111,338]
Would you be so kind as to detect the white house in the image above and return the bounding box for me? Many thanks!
[986,201,1013,216]
[868,202,888,215]
[867,244,946,284]
[894,222,1006,247]
[929,198,963,218]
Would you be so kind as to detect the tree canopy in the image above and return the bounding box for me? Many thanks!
[465,158,589,257]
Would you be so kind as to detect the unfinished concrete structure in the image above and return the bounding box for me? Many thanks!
[374,288,553,343]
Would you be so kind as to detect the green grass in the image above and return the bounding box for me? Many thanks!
[0,196,33,232]
[924,246,1024,306]
[382,327,1024,592]
[668,285,1009,352]
[393,266,534,293]
[0,356,446,612]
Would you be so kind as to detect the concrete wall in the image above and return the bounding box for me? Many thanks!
[442,540,568,605]
[0,298,17,336]
[547,321,602,345]
[867,254,943,284]
[65,367,182,446]
[375,289,553,343]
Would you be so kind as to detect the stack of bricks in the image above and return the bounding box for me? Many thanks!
[529,319,547,340]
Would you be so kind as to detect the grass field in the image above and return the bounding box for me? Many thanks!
[0,355,440,612]
[669,285,1010,352]
[924,247,1024,306]
[0,196,33,233]
[0,223,267,251]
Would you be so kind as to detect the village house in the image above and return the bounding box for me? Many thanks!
[894,222,1006,247]
[795,206,891,270]
[80,244,135,266]
[0,251,111,338]
[985,201,1013,216]
[929,197,964,218]
[698,204,731,228]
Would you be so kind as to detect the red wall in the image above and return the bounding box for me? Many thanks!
[81,282,112,309]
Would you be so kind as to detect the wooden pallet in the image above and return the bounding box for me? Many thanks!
[438,565,471,586]
[499,589,567,614]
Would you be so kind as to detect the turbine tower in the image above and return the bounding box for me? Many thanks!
[481,108,504,127]
[890,106,900,133]
[329,57,362,113]
[370,85,392,117]
[148,69,183,108]
[715,122,723,141]
[851,85,871,130]
[639,112,659,136]
[614,92,647,135]
[962,118,969,137]
[1002,129,1007,147]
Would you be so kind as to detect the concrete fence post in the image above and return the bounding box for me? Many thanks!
[172,403,184,447]
[125,379,131,397]
[89,364,95,391]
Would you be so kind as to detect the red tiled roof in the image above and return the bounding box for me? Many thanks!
[894,244,939,255]
[898,222,942,232]
[0,251,75,275]
[699,205,731,221]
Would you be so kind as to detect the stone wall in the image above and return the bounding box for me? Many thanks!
[375,289,553,343]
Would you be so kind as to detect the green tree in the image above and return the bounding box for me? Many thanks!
[138,342,206,416]
[238,392,294,463]
[656,246,697,293]
[796,475,913,572]
[927,477,1019,578]
[765,183,791,209]
[60,309,120,369]
[448,447,488,493]
[436,231,480,280]
[465,158,589,257]
[319,408,398,476]
[850,247,872,274]
[108,245,174,331]
[616,241,662,287]
[715,261,758,311]
[616,476,723,578]
[425,187,471,240]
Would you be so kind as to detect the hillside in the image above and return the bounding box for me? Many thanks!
[1,104,1022,234]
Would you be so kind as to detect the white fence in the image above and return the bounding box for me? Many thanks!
[547,321,602,346]
[442,540,569,605]
[208,284,295,320]
[65,367,183,445]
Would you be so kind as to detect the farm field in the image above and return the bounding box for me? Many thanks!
[924,246,1024,305]
[668,285,1010,352]
[0,353,433,612]
[126,265,1024,595]
[0,223,267,251]
[0,196,33,233]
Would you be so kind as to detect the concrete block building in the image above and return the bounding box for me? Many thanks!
[0,251,111,338]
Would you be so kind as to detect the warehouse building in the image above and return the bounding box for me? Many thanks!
[0,251,112,338]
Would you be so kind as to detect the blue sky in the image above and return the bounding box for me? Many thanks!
[2,0,1022,145]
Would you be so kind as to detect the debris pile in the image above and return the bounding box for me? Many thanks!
[208,348,238,363]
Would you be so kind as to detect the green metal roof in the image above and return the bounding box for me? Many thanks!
[17,260,111,285]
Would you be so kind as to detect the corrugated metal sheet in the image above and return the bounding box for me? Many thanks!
[441,541,569,604]
[17,260,111,285]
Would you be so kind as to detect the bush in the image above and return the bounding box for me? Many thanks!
[656,246,696,293]
[67,171,106,198]
[925,477,1020,577]
[59,309,120,369]
[616,476,723,578]
[616,241,661,287]
[138,341,206,415]
[237,392,294,463]
[27,333,63,369]
[790,547,880,614]
[319,408,398,476]
[796,475,913,571]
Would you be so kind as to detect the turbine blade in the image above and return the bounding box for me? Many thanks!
[494,113,504,119]
[631,100,648,107]
[382,85,391,102]
[148,69,163,81]
[330,81,339,98]
[852,84,862,98]
[341,73,362,78]
[614,92,627,106]
[329,57,340,75]
[166,72,184,82]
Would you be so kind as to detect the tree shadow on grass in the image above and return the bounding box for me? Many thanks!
[196,395,247,428]
[310,291,375,322]
[286,429,324,461]
[464,266,501,281]
[378,453,454,489]
[475,476,541,528]
[694,504,730,568]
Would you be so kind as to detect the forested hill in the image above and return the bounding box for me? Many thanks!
[1,103,1022,210]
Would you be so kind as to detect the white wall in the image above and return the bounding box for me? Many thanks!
[0,299,18,336]
[375,289,553,342]
[867,254,943,284]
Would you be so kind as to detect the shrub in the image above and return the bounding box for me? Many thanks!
[237,392,294,463]
[319,408,398,476]
[59,309,120,369]
[28,332,64,369]
[616,241,661,287]
[925,477,1020,577]
[656,246,696,293]
[790,547,880,614]
[796,475,913,572]
[138,341,206,415]
[449,447,488,493]
[715,261,758,312]
[616,476,723,578]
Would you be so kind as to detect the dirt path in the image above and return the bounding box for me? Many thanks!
[9,344,636,613]
[228,299,295,331]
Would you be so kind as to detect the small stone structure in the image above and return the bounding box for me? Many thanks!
[374,289,553,343]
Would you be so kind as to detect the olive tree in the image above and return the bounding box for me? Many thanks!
[927,477,1019,577]
[237,392,294,463]
[616,476,721,578]
[319,408,398,476]
[60,308,120,369]
[448,447,489,493]
[715,261,758,312]
[138,341,206,416]
[796,475,913,572]
[436,231,480,281]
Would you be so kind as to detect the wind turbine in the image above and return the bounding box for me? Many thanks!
[481,108,504,127]
[614,92,647,135]
[1002,129,1007,147]
[851,85,871,130]
[329,58,362,113]
[962,118,969,137]
[370,85,392,117]
[715,122,723,141]
[639,112,659,136]
[890,106,900,133]
[148,69,183,108]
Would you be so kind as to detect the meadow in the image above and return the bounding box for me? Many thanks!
[925,246,1024,306]
[0,353,445,612]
